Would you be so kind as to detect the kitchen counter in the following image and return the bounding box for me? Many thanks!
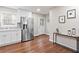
[0,27,21,31]
[0,29,21,32]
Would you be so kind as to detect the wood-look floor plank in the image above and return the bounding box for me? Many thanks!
[0,34,73,53]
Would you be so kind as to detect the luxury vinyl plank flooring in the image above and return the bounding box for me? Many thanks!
[0,34,73,53]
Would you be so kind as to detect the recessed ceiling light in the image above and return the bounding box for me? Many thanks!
[36,8,40,12]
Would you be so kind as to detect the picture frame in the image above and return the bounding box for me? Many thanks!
[59,16,65,23]
[67,9,76,19]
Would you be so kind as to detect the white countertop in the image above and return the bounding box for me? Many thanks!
[0,27,21,31]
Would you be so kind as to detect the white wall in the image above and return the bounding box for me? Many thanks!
[45,14,50,35]
[32,14,38,36]
[48,6,79,41]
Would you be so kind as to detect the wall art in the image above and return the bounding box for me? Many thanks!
[59,16,65,23]
[67,9,76,19]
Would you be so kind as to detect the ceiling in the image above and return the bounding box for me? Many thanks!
[6,6,54,15]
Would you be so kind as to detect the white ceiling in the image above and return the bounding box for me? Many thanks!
[6,6,54,15]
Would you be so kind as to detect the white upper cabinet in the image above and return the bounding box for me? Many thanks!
[1,13,17,27]
[0,7,32,28]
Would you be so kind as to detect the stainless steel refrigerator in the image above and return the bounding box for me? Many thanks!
[19,16,34,42]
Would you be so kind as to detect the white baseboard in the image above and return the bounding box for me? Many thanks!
[49,39,53,42]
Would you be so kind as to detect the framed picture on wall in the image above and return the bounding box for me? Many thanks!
[67,9,76,19]
[59,16,65,23]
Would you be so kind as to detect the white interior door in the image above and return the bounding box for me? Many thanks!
[38,17,45,35]
[33,14,46,36]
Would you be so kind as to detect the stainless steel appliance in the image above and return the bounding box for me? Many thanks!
[27,18,34,40]
[21,24,28,41]
[19,16,33,42]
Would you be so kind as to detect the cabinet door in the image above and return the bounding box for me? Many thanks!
[10,30,21,42]
[1,13,17,27]
[15,30,21,41]
[0,32,10,46]
[0,32,5,45]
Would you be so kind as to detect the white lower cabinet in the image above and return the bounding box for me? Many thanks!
[0,32,10,46]
[0,30,21,47]
[10,30,21,43]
